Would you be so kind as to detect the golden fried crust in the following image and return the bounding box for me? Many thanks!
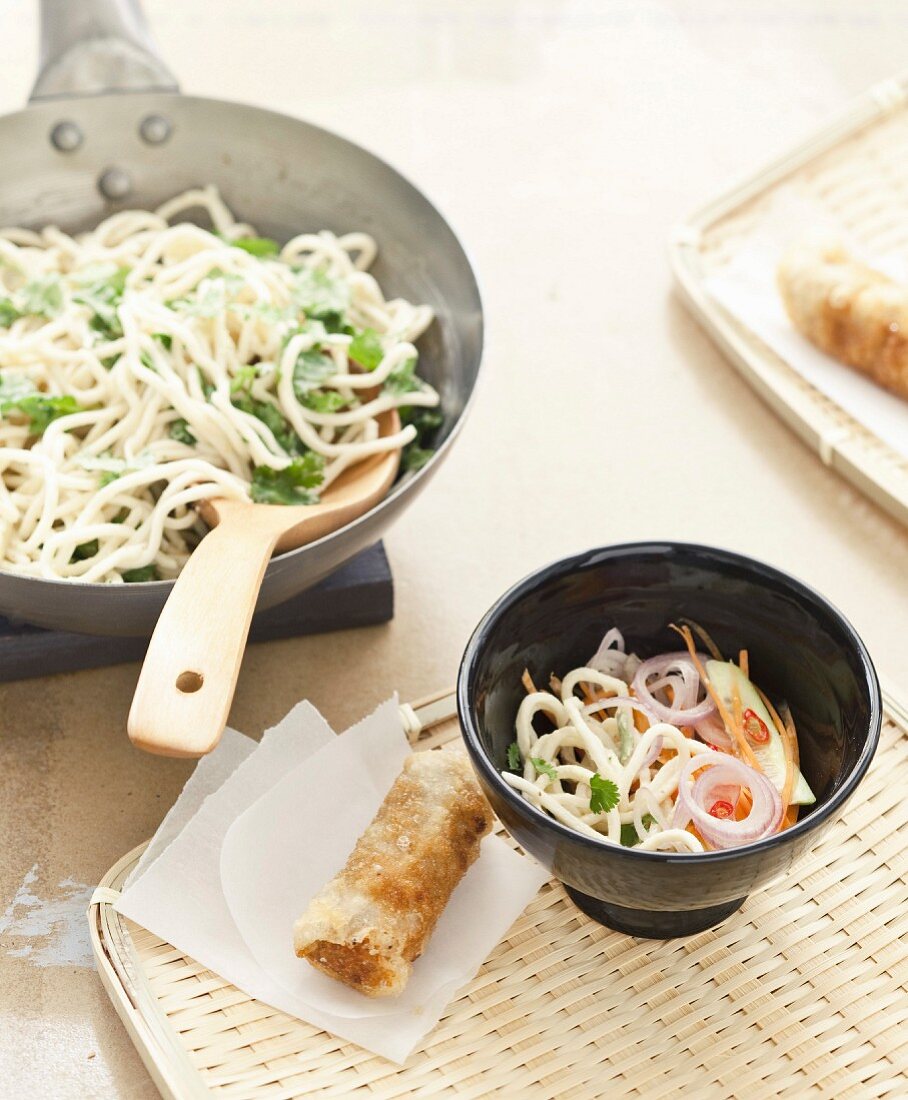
[302,938,403,997]
[294,751,493,996]
[777,242,908,400]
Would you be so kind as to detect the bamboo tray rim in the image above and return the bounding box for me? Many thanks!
[669,69,908,529]
[90,683,908,1099]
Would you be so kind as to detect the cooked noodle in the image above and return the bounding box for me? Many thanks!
[0,186,438,583]
[505,672,711,854]
[502,628,810,853]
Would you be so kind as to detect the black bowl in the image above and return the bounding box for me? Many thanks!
[457,542,881,938]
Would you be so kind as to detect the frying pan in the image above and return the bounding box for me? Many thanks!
[0,0,483,636]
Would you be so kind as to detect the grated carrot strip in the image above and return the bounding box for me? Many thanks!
[779,724,795,814]
[780,703,801,770]
[779,704,801,814]
[731,682,744,747]
[672,623,764,772]
[679,618,724,661]
[739,649,749,679]
[521,668,539,695]
[734,787,753,821]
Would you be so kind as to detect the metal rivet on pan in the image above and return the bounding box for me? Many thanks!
[50,120,83,153]
[97,167,133,201]
[139,114,172,145]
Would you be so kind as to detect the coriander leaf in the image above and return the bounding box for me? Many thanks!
[531,757,558,780]
[300,389,349,413]
[292,268,349,326]
[291,348,335,396]
[400,406,442,473]
[122,564,158,583]
[70,539,99,562]
[0,392,80,435]
[0,298,20,326]
[21,276,63,319]
[319,312,353,335]
[99,470,120,487]
[0,376,76,437]
[348,327,384,371]
[384,356,422,396]
[169,418,196,445]
[506,742,521,772]
[231,392,302,454]
[230,364,257,393]
[73,266,129,339]
[105,266,129,295]
[249,453,325,505]
[401,406,443,433]
[620,814,656,848]
[401,445,433,472]
[285,317,328,346]
[174,272,245,317]
[237,301,298,326]
[589,773,620,815]
[154,333,173,350]
[231,236,280,257]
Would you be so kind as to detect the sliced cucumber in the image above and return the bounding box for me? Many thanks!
[705,660,816,806]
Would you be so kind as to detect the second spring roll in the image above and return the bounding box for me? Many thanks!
[293,750,493,997]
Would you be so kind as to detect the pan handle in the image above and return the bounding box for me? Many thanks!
[30,0,179,102]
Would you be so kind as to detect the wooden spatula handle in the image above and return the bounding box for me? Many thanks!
[127,511,282,757]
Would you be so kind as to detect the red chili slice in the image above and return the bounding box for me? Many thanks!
[709,799,735,819]
[742,708,770,743]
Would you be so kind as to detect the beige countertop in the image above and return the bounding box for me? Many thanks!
[2,1,907,1095]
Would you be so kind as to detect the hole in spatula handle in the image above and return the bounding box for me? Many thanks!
[176,670,204,694]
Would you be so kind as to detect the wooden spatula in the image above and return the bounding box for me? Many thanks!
[127,409,401,758]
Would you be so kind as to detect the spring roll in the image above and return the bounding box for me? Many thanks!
[777,241,908,400]
[293,749,493,997]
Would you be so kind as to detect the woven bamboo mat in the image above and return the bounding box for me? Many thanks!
[91,690,908,1100]
[671,72,908,527]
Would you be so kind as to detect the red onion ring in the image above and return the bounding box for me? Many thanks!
[583,695,657,724]
[673,754,782,849]
[694,713,733,750]
[587,628,627,676]
[632,652,717,725]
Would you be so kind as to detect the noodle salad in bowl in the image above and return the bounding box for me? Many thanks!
[0,186,440,583]
[503,623,816,854]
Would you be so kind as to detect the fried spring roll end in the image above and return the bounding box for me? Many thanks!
[777,241,908,399]
[293,750,493,997]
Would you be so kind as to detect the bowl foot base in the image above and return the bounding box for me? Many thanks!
[564,886,746,938]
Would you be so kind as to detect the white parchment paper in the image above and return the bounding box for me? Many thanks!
[220,698,549,1036]
[128,726,257,887]
[703,192,908,459]
[116,698,548,1064]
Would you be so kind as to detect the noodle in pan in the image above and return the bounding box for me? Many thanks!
[0,186,439,583]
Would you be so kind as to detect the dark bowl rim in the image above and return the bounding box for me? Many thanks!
[457,540,882,866]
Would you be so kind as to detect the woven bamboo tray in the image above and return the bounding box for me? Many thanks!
[670,72,908,528]
[90,687,908,1100]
